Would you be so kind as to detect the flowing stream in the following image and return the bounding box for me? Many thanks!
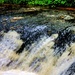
[0,9,75,75]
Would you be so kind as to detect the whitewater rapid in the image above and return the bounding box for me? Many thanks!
[0,26,75,75]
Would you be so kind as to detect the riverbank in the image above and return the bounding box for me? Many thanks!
[0,4,75,14]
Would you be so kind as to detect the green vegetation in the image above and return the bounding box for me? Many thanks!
[0,0,4,3]
[3,0,28,4]
[0,0,75,7]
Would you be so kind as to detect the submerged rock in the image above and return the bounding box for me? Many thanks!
[0,24,9,32]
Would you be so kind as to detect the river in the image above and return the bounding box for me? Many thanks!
[0,9,75,75]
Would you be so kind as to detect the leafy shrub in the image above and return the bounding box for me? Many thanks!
[0,0,4,4]
[28,0,53,5]
[4,0,28,4]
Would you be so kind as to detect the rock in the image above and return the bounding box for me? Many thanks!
[17,7,41,13]
[0,20,13,32]
[64,15,74,20]
[10,17,24,22]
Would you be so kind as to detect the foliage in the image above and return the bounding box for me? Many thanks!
[0,0,75,7]
[28,0,53,5]
[0,0,4,4]
[4,0,29,4]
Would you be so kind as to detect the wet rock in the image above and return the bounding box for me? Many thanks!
[54,25,75,56]
[64,15,74,20]
[0,19,14,32]
[0,24,10,32]
[17,7,41,13]
[0,17,23,33]
[10,17,24,22]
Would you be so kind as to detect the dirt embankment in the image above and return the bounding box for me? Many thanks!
[0,4,75,14]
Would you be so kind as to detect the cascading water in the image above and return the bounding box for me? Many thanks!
[0,10,75,75]
[0,24,75,75]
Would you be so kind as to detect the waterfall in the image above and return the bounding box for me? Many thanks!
[0,25,75,75]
